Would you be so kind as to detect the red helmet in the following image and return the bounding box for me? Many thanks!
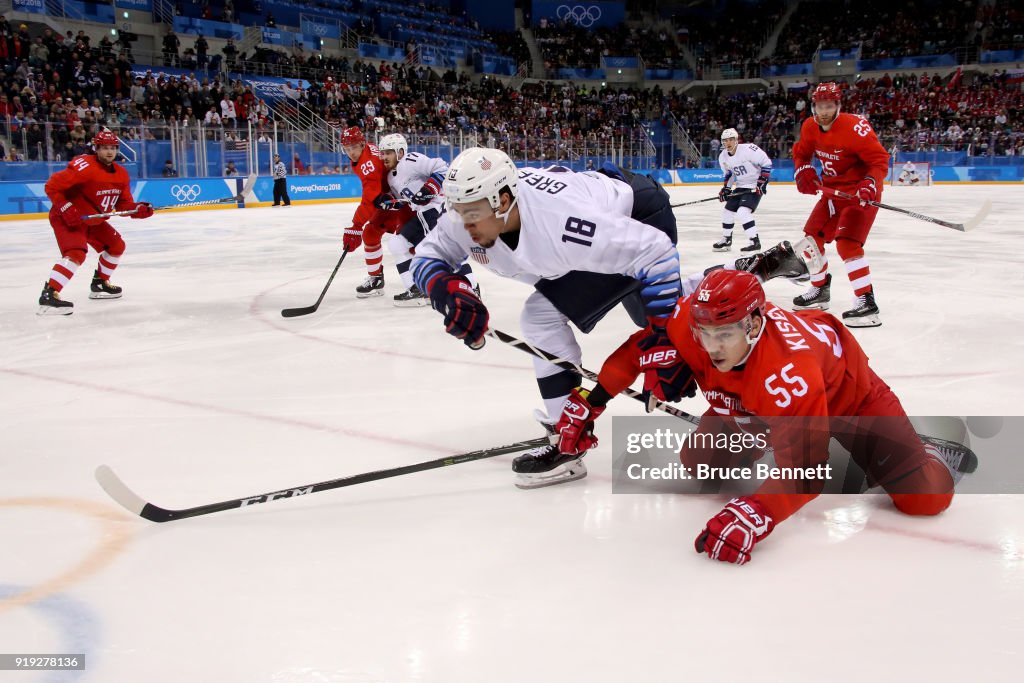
[340,126,364,147]
[92,129,120,148]
[690,269,765,327]
[811,82,842,105]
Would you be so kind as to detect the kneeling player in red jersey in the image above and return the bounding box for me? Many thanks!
[39,129,154,315]
[555,270,976,565]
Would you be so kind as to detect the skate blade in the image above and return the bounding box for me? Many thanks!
[515,461,588,490]
[792,302,829,311]
[843,314,881,328]
[37,306,73,316]
[393,298,428,308]
[88,292,122,300]
[712,246,731,253]
[355,290,385,299]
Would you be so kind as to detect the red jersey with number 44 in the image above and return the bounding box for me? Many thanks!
[792,112,890,193]
[45,154,137,226]
[351,142,389,227]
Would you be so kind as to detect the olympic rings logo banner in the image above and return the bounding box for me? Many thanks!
[170,184,201,202]
[534,1,624,29]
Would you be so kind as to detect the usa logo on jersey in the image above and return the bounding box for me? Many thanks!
[470,246,489,264]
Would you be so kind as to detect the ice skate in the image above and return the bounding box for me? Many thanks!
[89,271,123,299]
[355,274,385,298]
[920,434,978,484]
[38,283,73,315]
[793,274,831,310]
[712,236,732,252]
[842,290,881,327]
[740,236,761,253]
[393,285,428,307]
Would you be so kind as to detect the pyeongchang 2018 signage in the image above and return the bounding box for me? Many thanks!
[532,1,625,29]
[12,0,46,14]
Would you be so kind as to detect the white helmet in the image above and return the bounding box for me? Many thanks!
[721,128,739,141]
[378,133,408,160]
[443,147,518,220]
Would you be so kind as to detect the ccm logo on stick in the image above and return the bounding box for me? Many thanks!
[240,486,314,506]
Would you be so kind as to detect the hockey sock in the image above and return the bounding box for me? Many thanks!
[742,220,757,238]
[48,255,82,292]
[96,251,121,280]
[837,238,872,296]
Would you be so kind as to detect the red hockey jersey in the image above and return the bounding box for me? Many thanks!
[792,112,890,193]
[45,154,139,226]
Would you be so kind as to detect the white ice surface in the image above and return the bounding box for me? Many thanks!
[1,184,1022,682]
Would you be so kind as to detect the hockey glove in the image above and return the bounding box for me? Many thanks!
[411,178,441,205]
[130,202,154,219]
[756,171,770,195]
[718,186,732,202]
[637,326,696,409]
[427,273,489,348]
[794,165,820,195]
[372,192,403,211]
[855,177,877,205]
[57,201,84,230]
[555,388,606,456]
[695,496,775,565]
[342,224,363,251]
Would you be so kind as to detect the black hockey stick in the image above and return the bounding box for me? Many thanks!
[482,328,700,425]
[95,435,550,522]
[281,249,350,317]
[671,188,753,209]
[819,186,990,232]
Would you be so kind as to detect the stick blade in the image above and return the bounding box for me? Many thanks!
[95,465,147,516]
[961,198,992,233]
[95,465,174,522]
[281,306,317,318]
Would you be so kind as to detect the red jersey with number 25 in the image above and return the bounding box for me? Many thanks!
[792,112,890,193]
[45,154,137,227]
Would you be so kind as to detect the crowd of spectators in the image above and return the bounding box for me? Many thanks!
[2,7,1023,170]
[977,0,1024,50]
[533,23,684,75]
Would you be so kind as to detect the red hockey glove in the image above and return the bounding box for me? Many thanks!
[695,496,775,565]
[343,225,363,251]
[637,326,696,409]
[427,273,488,348]
[855,177,877,205]
[131,202,154,219]
[718,186,732,202]
[57,201,84,230]
[755,170,770,195]
[794,165,820,195]
[556,388,606,456]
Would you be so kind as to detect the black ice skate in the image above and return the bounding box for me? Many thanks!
[355,274,385,298]
[740,236,761,253]
[89,271,123,299]
[793,274,831,311]
[37,283,74,316]
[842,290,881,328]
[393,285,428,307]
[712,236,732,252]
[512,444,588,489]
[920,434,978,484]
[736,240,808,283]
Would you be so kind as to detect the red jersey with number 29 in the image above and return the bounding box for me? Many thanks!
[350,142,389,228]
[792,112,890,193]
[45,154,137,227]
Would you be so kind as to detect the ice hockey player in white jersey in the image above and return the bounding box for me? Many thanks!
[714,128,772,253]
[897,160,921,185]
[411,149,684,488]
[377,133,477,306]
